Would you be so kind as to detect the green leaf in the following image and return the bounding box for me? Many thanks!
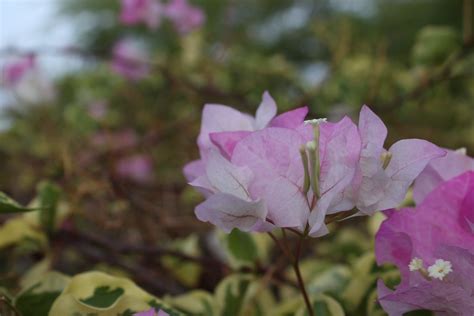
[295,294,345,316]
[342,252,377,311]
[161,234,202,287]
[15,272,70,316]
[227,229,258,263]
[79,286,125,308]
[214,274,274,316]
[16,287,61,316]
[0,192,35,214]
[148,300,185,316]
[220,277,250,316]
[164,290,217,316]
[37,181,61,234]
[412,26,461,66]
[48,271,179,316]
[0,217,47,249]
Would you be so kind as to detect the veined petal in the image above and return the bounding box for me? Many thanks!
[413,149,474,204]
[183,159,205,181]
[309,116,361,234]
[232,128,309,228]
[358,105,387,148]
[195,193,267,233]
[371,139,446,211]
[197,104,254,152]
[206,150,253,200]
[261,175,309,229]
[255,91,277,129]
[188,174,214,197]
[270,106,309,129]
[232,127,306,183]
[376,280,423,316]
[386,139,447,181]
[210,131,251,159]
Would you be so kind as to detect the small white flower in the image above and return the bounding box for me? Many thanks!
[428,259,453,280]
[304,118,327,126]
[409,257,424,271]
[306,141,316,150]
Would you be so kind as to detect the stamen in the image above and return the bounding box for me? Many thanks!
[427,259,453,280]
[299,146,310,194]
[380,152,392,169]
[304,118,327,126]
[409,257,423,271]
[306,141,316,150]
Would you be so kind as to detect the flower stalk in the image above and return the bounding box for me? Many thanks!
[268,230,315,316]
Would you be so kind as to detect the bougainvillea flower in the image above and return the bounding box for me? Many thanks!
[231,127,311,229]
[91,129,138,151]
[1,54,35,87]
[87,100,108,120]
[134,308,169,316]
[111,39,150,80]
[185,94,445,236]
[308,116,361,236]
[332,105,446,215]
[115,154,154,184]
[191,118,361,234]
[164,0,205,34]
[184,91,308,181]
[375,171,474,315]
[413,148,474,204]
[1,55,55,103]
[120,0,163,29]
[192,150,267,232]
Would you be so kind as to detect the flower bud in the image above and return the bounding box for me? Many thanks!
[300,146,311,194]
[380,151,392,169]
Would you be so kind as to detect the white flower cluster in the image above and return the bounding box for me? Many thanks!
[408,257,453,281]
[304,118,327,126]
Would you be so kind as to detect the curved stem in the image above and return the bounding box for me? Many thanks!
[293,234,314,316]
[268,230,314,316]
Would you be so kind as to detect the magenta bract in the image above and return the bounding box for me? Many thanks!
[1,55,36,87]
[164,0,205,34]
[111,39,150,80]
[413,148,474,204]
[375,171,474,315]
[133,308,169,316]
[120,0,163,29]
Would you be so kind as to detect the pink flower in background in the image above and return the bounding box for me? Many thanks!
[120,0,164,29]
[413,148,474,204]
[164,0,205,34]
[115,154,154,184]
[134,308,169,316]
[87,101,108,120]
[1,54,35,87]
[1,54,55,103]
[111,39,150,80]
[330,106,446,215]
[91,129,138,151]
[375,171,474,315]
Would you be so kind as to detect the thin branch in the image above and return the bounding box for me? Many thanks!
[293,235,314,316]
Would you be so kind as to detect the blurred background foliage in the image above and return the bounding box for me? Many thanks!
[0,0,473,315]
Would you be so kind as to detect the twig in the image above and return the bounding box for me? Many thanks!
[292,235,314,316]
